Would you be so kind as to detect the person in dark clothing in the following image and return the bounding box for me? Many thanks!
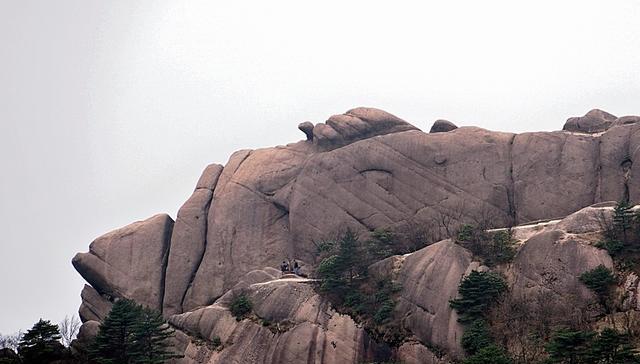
[293,261,300,275]
[280,261,289,275]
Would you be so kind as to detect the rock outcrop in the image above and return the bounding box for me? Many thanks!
[73,107,640,363]
[429,119,458,133]
[72,213,173,311]
[563,109,617,133]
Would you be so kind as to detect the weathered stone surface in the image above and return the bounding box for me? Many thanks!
[72,320,101,355]
[397,342,450,364]
[512,131,599,222]
[79,284,112,322]
[195,163,223,190]
[77,320,100,342]
[164,165,224,316]
[170,276,389,364]
[555,203,614,234]
[312,107,418,149]
[614,115,640,126]
[181,144,313,312]
[394,241,477,359]
[72,214,174,310]
[430,119,458,133]
[563,109,617,133]
[508,229,613,302]
[298,121,314,140]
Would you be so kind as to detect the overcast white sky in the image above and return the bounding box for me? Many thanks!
[1,0,639,334]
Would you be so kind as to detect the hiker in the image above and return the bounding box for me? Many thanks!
[293,260,300,275]
[280,261,289,274]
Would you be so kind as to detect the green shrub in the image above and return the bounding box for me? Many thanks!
[596,239,624,256]
[546,328,595,364]
[211,337,222,348]
[456,226,515,266]
[373,300,394,325]
[461,320,493,355]
[591,327,639,363]
[367,228,395,260]
[450,271,508,323]
[579,265,615,304]
[613,200,636,244]
[490,230,516,265]
[457,224,476,242]
[462,344,513,364]
[230,294,252,321]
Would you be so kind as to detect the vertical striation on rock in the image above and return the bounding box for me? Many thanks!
[163,164,223,316]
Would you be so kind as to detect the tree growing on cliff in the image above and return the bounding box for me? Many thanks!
[613,200,635,245]
[316,229,363,292]
[579,265,616,310]
[545,328,595,364]
[90,299,181,364]
[17,319,63,364]
[449,271,508,323]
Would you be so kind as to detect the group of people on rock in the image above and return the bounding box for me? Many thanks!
[280,260,301,276]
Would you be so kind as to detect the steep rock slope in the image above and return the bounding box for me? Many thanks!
[72,107,640,363]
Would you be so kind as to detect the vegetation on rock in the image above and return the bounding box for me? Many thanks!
[449,271,508,324]
[455,225,516,266]
[579,265,616,308]
[315,229,405,347]
[546,327,639,364]
[450,270,512,362]
[90,299,181,364]
[229,294,253,321]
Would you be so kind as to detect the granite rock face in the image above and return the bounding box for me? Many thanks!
[72,213,173,311]
[170,271,391,364]
[72,107,640,363]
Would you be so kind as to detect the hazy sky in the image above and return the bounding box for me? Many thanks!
[1,0,639,334]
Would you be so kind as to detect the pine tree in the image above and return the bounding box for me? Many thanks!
[591,328,639,364]
[463,344,513,364]
[579,265,616,309]
[17,319,63,364]
[449,271,508,323]
[90,299,141,364]
[130,307,182,364]
[613,200,635,245]
[546,328,595,364]
[90,299,182,364]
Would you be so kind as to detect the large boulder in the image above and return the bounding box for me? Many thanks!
[429,119,458,133]
[78,284,112,322]
[563,109,617,133]
[311,107,418,149]
[394,241,478,359]
[72,214,174,310]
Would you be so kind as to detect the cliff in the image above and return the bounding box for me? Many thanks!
[72,107,640,363]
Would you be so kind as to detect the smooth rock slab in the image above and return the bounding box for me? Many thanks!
[72,214,174,310]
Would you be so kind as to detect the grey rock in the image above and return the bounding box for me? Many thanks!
[563,109,617,133]
[72,214,174,310]
[79,284,112,322]
[430,119,458,133]
[614,115,640,126]
[298,121,314,140]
